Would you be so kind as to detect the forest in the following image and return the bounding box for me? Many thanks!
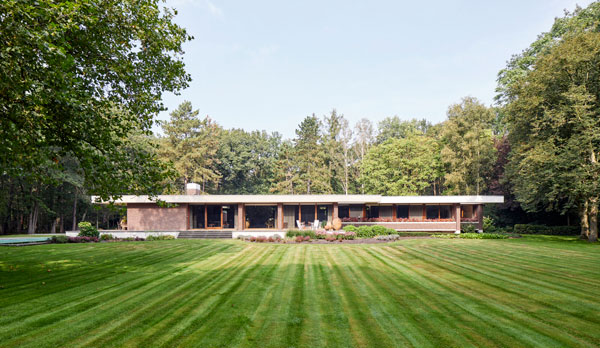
[1,2,599,241]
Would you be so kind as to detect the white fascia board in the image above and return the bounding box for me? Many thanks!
[379,196,504,204]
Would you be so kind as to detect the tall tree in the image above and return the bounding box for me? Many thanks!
[354,118,374,194]
[376,116,431,144]
[270,141,298,194]
[441,97,496,195]
[159,102,221,193]
[0,0,191,200]
[360,136,443,195]
[322,109,345,194]
[505,31,600,241]
[216,129,281,194]
[293,115,330,194]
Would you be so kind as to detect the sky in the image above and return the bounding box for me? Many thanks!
[156,0,595,138]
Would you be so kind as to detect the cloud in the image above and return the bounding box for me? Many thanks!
[205,0,223,17]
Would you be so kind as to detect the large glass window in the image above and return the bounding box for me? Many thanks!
[366,205,379,219]
[338,205,350,219]
[206,205,221,228]
[396,205,409,219]
[440,205,452,219]
[317,205,331,223]
[222,205,236,229]
[409,205,423,220]
[301,205,315,224]
[190,205,205,229]
[462,205,474,219]
[426,206,439,219]
[245,206,277,229]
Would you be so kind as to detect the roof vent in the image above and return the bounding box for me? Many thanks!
[186,183,201,195]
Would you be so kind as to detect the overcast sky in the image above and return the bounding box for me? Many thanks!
[156,0,594,138]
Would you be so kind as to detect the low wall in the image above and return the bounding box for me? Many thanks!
[341,221,456,232]
[66,231,180,239]
[232,231,286,239]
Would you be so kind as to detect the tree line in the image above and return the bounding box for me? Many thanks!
[1,1,599,241]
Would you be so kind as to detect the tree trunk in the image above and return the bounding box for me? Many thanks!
[72,196,78,231]
[588,197,598,242]
[59,214,64,233]
[50,218,59,234]
[27,202,39,234]
[579,201,590,239]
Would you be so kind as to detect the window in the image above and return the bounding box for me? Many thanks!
[338,205,350,219]
[426,206,439,219]
[366,205,379,219]
[440,205,452,219]
[189,205,205,229]
[222,205,236,229]
[317,205,331,222]
[409,205,423,220]
[246,206,277,229]
[396,205,409,219]
[301,205,315,224]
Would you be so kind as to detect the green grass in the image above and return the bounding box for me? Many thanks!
[0,237,599,348]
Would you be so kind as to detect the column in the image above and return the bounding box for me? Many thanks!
[333,203,339,220]
[277,203,284,230]
[237,204,244,231]
[454,204,461,234]
[476,204,483,232]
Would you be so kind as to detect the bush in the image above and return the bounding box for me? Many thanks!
[385,228,397,235]
[513,224,579,236]
[295,236,304,243]
[483,216,496,233]
[78,221,99,238]
[146,235,175,241]
[375,234,401,241]
[461,224,476,234]
[122,237,145,241]
[68,236,98,243]
[396,232,434,237]
[342,231,356,240]
[357,225,375,238]
[286,229,315,239]
[100,234,114,241]
[343,225,358,233]
[460,233,508,239]
[50,235,68,243]
[371,225,387,236]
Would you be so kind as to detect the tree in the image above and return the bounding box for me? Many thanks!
[159,102,221,193]
[505,31,600,241]
[322,109,346,194]
[216,129,281,194]
[376,116,432,143]
[293,115,330,194]
[354,118,374,194]
[0,1,191,200]
[441,97,496,195]
[270,141,298,194]
[496,2,600,104]
[360,136,443,195]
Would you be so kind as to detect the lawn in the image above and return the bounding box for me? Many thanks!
[0,237,599,348]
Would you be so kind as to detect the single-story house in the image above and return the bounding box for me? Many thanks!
[93,183,504,237]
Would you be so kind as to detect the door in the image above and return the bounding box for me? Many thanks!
[206,205,222,229]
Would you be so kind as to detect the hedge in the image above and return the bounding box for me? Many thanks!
[513,224,579,236]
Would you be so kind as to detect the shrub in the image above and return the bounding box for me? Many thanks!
[122,237,145,241]
[295,236,304,243]
[315,231,327,239]
[385,228,397,235]
[371,225,387,236]
[100,234,114,241]
[483,216,496,233]
[77,221,99,238]
[286,230,316,238]
[343,231,356,240]
[50,235,68,243]
[343,225,358,233]
[250,236,257,242]
[303,235,311,242]
[68,236,98,243]
[461,224,477,234]
[146,235,175,241]
[375,234,401,241]
[513,224,579,236]
[325,234,336,242]
[357,225,375,238]
[267,236,274,243]
[396,232,433,237]
[460,233,508,239]
[431,234,457,239]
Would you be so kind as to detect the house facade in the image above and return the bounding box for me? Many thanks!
[98,183,504,234]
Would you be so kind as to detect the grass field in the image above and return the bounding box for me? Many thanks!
[1,237,599,348]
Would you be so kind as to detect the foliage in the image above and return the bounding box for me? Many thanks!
[159,101,222,193]
[67,236,98,243]
[461,224,476,234]
[343,225,358,233]
[376,117,432,144]
[483,217,496,233]
[431,233,508,239]
[504,31,600,241]
[146,235,175,241]
[50,235,69,244]
[100,234,114,241]
[441,97,497,195]
[360,135,443,195]
[0,0,191,200]
[293,115,331,194]
[77,222,99,238]
[286,230,316,239]
[513,225,579,236]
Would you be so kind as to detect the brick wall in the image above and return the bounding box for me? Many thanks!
[127,203,188,231]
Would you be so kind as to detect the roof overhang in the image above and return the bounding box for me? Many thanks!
[92,194,504,205]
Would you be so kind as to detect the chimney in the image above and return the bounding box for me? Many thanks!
[186,183,201,195]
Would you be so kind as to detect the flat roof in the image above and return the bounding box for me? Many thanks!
[93,194,504,205]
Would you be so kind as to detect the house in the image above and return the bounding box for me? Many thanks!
[93,183,504,238]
